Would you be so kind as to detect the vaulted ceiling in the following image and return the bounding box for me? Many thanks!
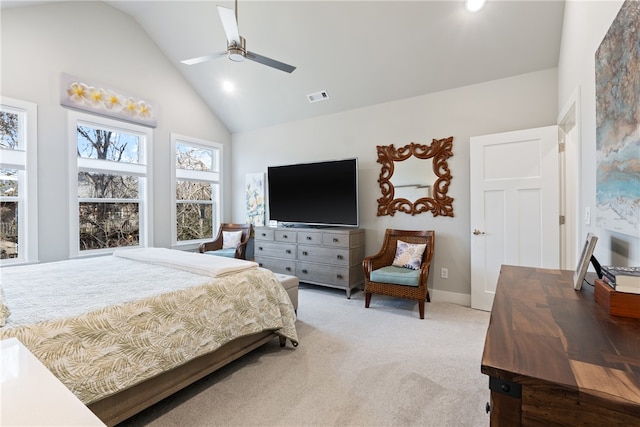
[4,1,566,133]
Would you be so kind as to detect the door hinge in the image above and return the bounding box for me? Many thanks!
[559,142,565,153]
[560,215,565,225]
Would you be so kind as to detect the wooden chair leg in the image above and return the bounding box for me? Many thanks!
[418,300,425,319]
[365,292,372,308]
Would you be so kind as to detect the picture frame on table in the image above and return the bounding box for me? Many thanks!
[573,232,598,290]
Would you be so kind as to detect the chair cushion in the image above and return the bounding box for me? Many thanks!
[391,240,426,270]
[223,230,243,249]
[204,248,236,258]
[370,266,421,286]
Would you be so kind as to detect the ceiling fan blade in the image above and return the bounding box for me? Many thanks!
[217,5,241,46]
[180,51,226,65]
[246,51,296,73]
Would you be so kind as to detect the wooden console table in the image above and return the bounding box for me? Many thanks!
[481,265,640,426]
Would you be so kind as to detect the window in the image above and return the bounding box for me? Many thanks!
[171,134,221,247]
[0,98,38,264]
[69,111,152,256]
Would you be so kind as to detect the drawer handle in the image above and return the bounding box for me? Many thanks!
[337,274,343,279]
[286,250,291,254]
[333,238,338,242]
[302,251,308,256]
[286,267,292,272]
[302,269,308,274]
[261,233,266,237]
[307,236,312,240]
[337,254,343,260]
[258,247,263,251]
[283,234,288,239]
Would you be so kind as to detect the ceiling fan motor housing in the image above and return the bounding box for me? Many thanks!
[228,36,246,62]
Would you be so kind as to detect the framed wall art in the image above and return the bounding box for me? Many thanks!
[594,1,639,237]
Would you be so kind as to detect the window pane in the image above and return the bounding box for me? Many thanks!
[78,172,138,199]
[176,143,213,171]
[176,180,212,201]
[77,125,140,163]
[0,201,18,259]
[79,202,139,250]
[0,169,19,197]
[0,111,19,150]
[176,203,213,241]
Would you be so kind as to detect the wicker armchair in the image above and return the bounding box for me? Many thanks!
[363,229,435,319]
[198,223,252,260]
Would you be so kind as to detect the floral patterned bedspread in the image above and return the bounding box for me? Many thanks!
[0,256,298,405]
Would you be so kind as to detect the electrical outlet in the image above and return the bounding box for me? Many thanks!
[441,268,448,279]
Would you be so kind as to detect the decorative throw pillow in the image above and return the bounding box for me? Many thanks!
[391,240,426,270]
[222,230,243,249]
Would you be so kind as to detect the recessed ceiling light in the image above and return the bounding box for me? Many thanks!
[222,80,234,93]
[465,0,486,12]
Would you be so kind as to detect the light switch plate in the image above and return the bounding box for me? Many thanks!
[584,207,591,225]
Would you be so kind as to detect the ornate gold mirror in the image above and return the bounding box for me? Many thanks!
[376,137,454,217]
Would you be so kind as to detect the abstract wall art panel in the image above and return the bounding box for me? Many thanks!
[245,173,265,227]
[595,0,640,237]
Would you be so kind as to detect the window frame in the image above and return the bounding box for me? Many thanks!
[68,111,153,257]
[0,97,38,265]
[170,133,222,249]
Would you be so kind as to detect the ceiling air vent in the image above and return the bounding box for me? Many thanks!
[307,90,329,103]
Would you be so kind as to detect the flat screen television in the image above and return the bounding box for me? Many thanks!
[267,158,359,227]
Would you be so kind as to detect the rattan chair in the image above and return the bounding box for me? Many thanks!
[363,229,435,319]
[198,223,252,260]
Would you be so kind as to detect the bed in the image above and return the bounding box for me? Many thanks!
[0,248,298,426]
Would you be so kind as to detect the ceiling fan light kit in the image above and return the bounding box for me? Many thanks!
[181,1,296,73]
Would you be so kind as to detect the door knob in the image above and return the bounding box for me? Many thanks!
[473,229,486,235]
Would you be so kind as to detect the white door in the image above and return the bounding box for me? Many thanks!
[470,126,560,311]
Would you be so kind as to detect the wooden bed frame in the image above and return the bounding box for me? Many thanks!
[88,330,284,426]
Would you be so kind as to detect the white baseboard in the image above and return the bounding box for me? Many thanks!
[430,288,471,307]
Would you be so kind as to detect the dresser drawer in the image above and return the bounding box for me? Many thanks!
[275,229,297,243]
[297,230,322,245]
[254,241,296,259]
[255,257,296,275]
[297,245,350,267]
[254,228,275,241]
[322,232,351,248]
[297,262,350,287]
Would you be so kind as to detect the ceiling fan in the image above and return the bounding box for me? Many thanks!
[181,1,296,73]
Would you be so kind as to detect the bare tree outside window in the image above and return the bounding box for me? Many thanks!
[0,111,20,259]
[0,111,19,149]
[175,142,218,242]
[77,125,142,250]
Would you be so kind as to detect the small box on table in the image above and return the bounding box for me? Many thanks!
[594,279,640,319]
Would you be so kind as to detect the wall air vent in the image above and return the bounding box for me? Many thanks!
[307,90,329,103]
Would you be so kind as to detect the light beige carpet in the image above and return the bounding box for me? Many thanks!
[118,284,491,427]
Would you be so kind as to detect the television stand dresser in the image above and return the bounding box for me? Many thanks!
[254,226,365,298]
[482,265,640,426]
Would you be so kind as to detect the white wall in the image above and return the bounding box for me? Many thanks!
[558,0,639,266]
[1,2,231,262]
[231,69,558,303]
